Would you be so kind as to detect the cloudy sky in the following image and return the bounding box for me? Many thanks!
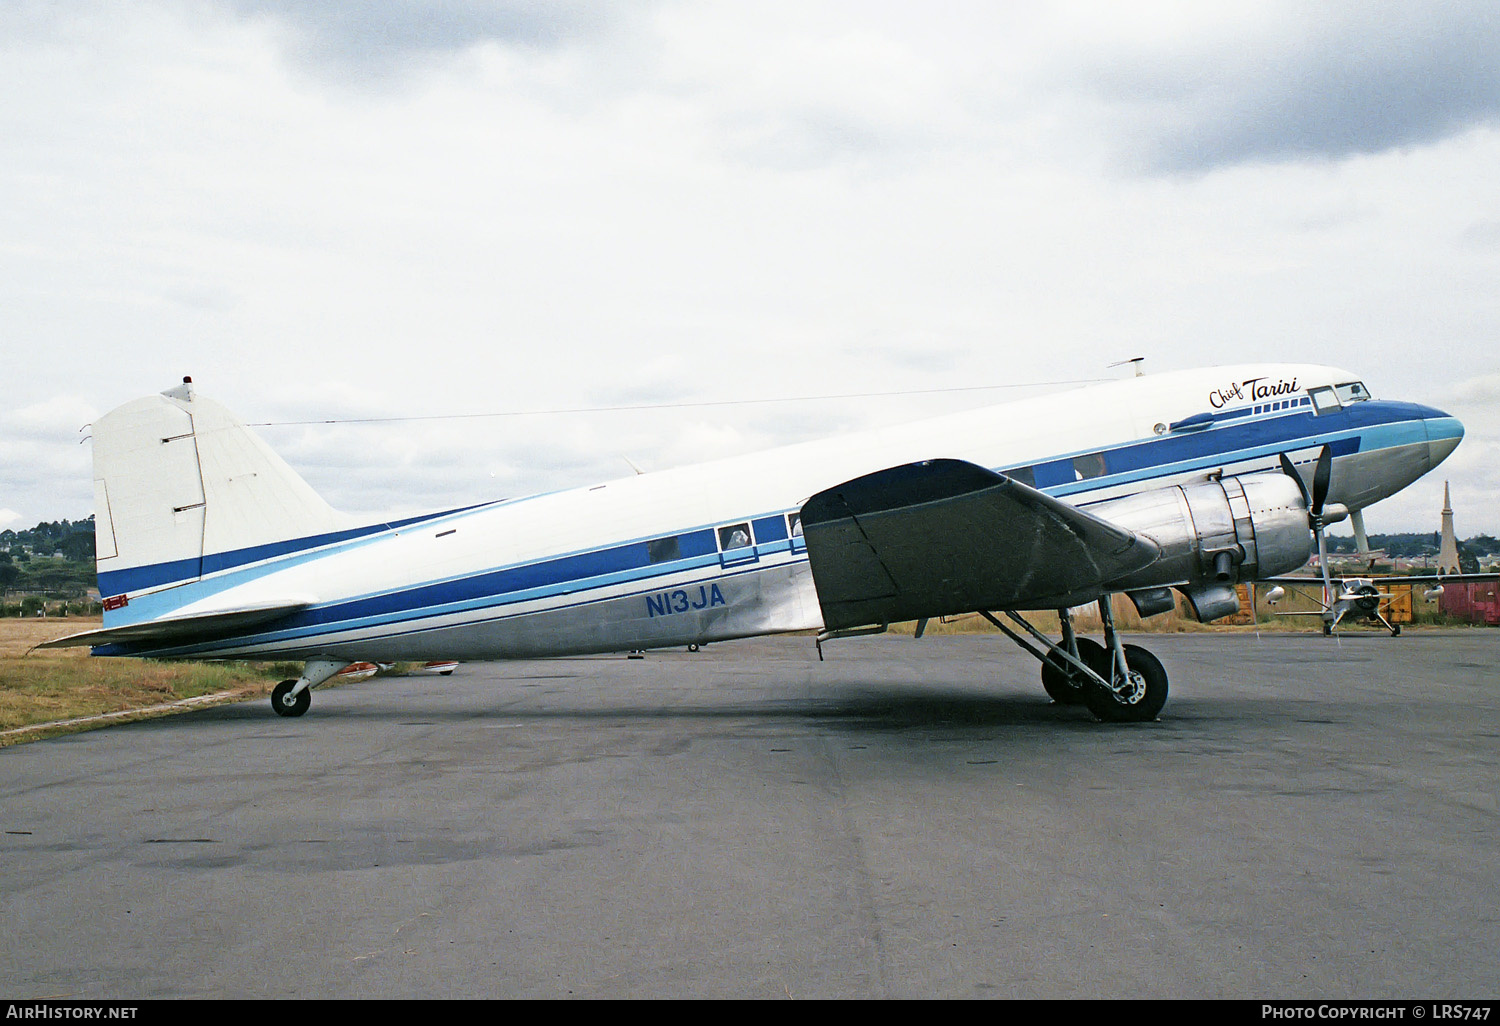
[4,0,1499,540]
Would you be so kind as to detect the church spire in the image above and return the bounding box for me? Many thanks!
[1437,481,1462,575]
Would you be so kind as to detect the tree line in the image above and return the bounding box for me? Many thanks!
[1,518,98,602]
[1325,532,1500,559]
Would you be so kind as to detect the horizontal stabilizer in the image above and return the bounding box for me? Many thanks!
[801,459,1160,631]
[35,599,311,650]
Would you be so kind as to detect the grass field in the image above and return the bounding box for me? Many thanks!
[0,617,292,743]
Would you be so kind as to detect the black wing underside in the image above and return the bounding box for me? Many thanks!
[800,459,1160,632]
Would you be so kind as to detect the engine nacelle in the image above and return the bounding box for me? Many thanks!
[1089,473,1311,622]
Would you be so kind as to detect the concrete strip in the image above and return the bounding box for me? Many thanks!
[0,690,250,739]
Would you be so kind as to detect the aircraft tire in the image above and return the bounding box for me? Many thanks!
[1391,624,1401,637]
[1041,638,1105,705]
[1082,644,1168,723]
[272,680,311,718]
[1040,658,1079,703]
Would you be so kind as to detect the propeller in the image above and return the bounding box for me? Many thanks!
[1279,446,1349,611]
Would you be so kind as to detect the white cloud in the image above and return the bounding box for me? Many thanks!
[2,397,99,440]
[1058,0,1500,172]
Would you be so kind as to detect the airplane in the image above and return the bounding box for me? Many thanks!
[1259,572,1500,636]
[40,364,1464,723]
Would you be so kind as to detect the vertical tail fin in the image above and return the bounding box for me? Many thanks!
[92,379,352,600]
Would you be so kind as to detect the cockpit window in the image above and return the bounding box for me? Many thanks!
[1309,386,1341,414]
[1335,381,1370,403]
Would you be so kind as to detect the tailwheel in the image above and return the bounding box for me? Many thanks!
[272,679,311,718]
[1041,637,1105,706]
[1081,644,1168,723]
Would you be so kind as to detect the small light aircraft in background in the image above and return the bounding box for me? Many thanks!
[43,365,1464,722]
[1262,576,1419,636]
[1260,573,1500,636]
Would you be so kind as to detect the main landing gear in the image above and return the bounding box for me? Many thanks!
[270,657,348,718]
[980,598,1169,722]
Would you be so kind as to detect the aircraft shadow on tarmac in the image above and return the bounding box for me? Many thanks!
[193,680,1154,730]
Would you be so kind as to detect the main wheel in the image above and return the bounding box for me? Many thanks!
[1081,644,1168,723]
[272,679,311,718]
[1041,637,1105,706]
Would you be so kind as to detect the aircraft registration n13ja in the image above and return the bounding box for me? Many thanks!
[42,365,1463,722]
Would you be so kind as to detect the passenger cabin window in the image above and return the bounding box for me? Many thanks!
[1335,381,1370,404]
[786,512,806,552]
[1309,387,1341,414]
[717,523,752,551]
[648,536,681,563]
[1072,452,1107,481]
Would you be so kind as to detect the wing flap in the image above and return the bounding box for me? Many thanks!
[801,459,1159,631]
[35,599,312,650]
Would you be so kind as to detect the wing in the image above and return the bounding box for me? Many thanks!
[35,598,311,650]
[800,459,1160,632]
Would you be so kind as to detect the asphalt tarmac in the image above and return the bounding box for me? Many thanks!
[2,630,1497,999]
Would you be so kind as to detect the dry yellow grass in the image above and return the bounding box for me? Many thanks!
[0,615,101,659]
[0,617,281,741]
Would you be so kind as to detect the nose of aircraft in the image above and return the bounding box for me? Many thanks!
[1420,403,1464,471]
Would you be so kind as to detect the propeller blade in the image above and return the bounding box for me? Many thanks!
[1279,452,1311,509]
[1278,446,1337,624]
[1315,518,1335,609]
[1311,445,1332,517]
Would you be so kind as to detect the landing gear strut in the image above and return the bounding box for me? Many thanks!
[981,598,1169,722]
[1039,609,1103,706]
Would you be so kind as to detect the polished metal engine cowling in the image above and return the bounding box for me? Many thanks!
[1089,473,1312,621]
